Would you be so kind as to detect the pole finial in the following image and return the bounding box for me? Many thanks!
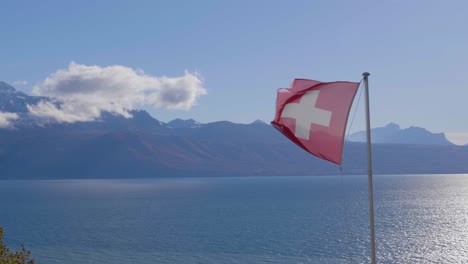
[362,72,370,77]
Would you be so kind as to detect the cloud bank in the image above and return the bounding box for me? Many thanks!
[0,112,19,128]
[28,62,207,123]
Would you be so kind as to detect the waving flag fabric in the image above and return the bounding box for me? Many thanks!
[271,79,360,164]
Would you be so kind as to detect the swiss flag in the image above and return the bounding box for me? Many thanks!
[271,79,360,164]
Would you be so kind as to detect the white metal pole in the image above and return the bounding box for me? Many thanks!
[363,72,376,264]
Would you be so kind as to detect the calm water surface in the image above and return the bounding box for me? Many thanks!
[1,174,467,263]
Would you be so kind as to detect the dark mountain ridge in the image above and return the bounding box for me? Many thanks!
[0,81,467,179]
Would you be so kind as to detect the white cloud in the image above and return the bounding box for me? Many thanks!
[27,101,105,123]
[13,80,28,87]
[0,112,19,128]
[445,132,468,145]
[28,62,207,123]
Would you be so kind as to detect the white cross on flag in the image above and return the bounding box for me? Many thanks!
[271,79,359,164]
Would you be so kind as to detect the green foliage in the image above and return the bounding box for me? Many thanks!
[0,227,34,264]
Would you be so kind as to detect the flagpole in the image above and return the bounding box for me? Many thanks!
[363,72,376,264]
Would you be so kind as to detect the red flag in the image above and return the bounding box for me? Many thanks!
[271,79,360,164]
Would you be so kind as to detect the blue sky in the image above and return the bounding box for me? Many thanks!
[1,0,468,143]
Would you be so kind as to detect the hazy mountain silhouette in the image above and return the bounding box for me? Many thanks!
[347,122,453,145]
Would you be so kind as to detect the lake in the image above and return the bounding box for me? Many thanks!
[1,175,467,263]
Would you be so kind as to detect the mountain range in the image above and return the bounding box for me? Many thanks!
[347,122,453,145]
[1,81,467,179]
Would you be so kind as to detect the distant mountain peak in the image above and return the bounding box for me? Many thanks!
[0,81,17,93]
[167,118,202,128]
[347,123,453,146]
[385,122,400,129]
[0,82,47,115]
[251,119,267,125]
